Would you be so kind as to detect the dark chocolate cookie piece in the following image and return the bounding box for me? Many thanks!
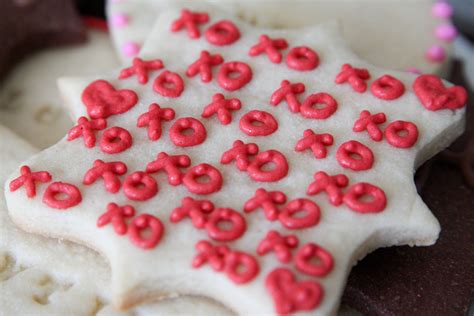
[0,0,86,81]
[342,60,474,315]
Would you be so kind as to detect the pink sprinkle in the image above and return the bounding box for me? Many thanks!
[426,45,446,63]
[111,13,129,27]
[122,42,140,57]
[432,2,453,18]
[435,24,458,42]
[407,67,422,75]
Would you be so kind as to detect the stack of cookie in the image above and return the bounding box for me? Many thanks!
[0,1,471,315]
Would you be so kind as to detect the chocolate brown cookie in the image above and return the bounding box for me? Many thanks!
[0,0,86,80]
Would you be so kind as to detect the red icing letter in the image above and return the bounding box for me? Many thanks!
[239,110,278,137]
[100,127,133,154]
[97,203,135,235]
[247,150,289,182]
[170,197,214,228]
[353,110,387,142]
[279,199,321,230]
[205,208,246,242]
[385,120,419,148]
[67,116,106,148]
[286,46,319,71]
[153,70,184,98]
[249,34,288,63]
[123,172,158,201]
[205,20,240,46]
[9,166,51,198]
[186,50,223,83]
[244,188,287,221]
[43,182,82,209]
[83,159,127,193]
[300,93,338,119]
[128,214,164,249]
[257,230,299,263]
[335,64,370,93]
[137,103,175,141]
[202,93,242,125]
[295,243,334,277]
[146,152,191,185]
[169,117,207,147]
[270,80,305,113]
[217,61,252,91]
[371,75,405,100]
[336,140,374,171]
[343,182,387,213]
[295,129,334,159]
[119,57,164,84]
[307,171,349,206]
[182,164,223,195]
[171,9,209,39]
[221,140,259,171]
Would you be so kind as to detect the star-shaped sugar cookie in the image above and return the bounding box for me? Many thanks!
[6,5,467,315]
[107,0,454,75]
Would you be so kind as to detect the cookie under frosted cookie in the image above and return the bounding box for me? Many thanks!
[107,0,456,75]
[5,5,467,315]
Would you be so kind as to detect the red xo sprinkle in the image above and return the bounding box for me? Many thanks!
[335,64,371,93]
[43,182,82,209]
[182,163,223,195]
[82,80,138,119]
[343,182,387,213]
[170,197,215,228]
[249,34,288,64]
[221,140,259,171]
[205,20,240,46]
[257,230,299,263]
[217,61,252,91]
[169,117,207,147]
[244,188,286,221]
[146,152,191,185]
[286,46,319,71]
[270,80,305,113]
[205,208,246,241]
[186,50,223,83]
[336,140,374,171]
[153,70,184,98]
[193,240,228,271]
[193,241,259,284]
[119,57,164,84]
[239,110,278,137]
[97,202,135,235]
[265,268,323,314]
[279,199,321,230]
[123,171,158,201]
[295,243,334,277]
[295,129,334,159]
[202,93,242,125]
[128,214,164,249]
[300,93,338,119]
[307,171,349,206]
[83,159,128,193]
[370,75,405,100]
[67,116,107,148]
[353,110,387,142]
[413,74,467,111]
[137,103,176,141]
[171,9,209,39]
[247,150,289,182]
[100,127,133,154]
[224,250,260,284]
[385,120,419,148]
[9,166,51,198]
